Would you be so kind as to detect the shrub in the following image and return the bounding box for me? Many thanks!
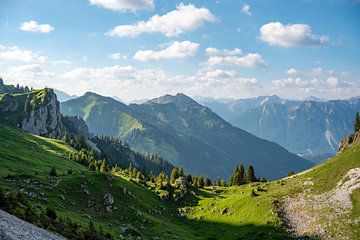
[50,166,57,177]
[45,207,57,220]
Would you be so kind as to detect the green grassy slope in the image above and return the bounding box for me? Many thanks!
[0,123,292,239]
[0,123,359,239]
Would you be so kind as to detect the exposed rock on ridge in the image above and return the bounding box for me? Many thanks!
[22,89,63,138]
[338,130,360,154]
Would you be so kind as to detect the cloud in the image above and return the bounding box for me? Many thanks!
[259,22,329,47]
[89,0,154,12]
[19,20,54,33]
[272,77,339,89]
[286,68,300,75]
[3,64,54,87]
[109,53,127,60]
[0,46,47,63]
[207,53,267,68]
[286,67,325,77]
[205,69,237,78]
[134,41,199,61]
[106,3,216,37]
[242,4,251,16]
[50,60,72,65]
[58,64,260,101]
[205,47,243,56]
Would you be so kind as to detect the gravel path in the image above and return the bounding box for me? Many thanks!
[0,209,65,240]
[281,168,360,240]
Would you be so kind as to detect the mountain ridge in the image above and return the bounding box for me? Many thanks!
[61,92,314,180]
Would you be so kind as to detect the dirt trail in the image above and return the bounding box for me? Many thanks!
[281,168,360,240]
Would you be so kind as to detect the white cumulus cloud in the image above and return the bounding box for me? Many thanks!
[134,41,199,61]
[89,0,154,12]
[207,53,267,68]
[0,46,47,63]
[106,3,216,37]
[260,22,329,47]
[19,20,54,33]
[205,47,243,56]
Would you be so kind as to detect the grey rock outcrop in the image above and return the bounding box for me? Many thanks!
[338,131,360,154]
[103,193,114,212]
[22,89,63,138]
[0,94,19,112]
[0,209,65,240]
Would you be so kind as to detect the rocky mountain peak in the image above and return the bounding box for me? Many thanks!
[145,93,200,109]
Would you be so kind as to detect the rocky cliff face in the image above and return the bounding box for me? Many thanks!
[338,131,360,154]
[0,89,63,138]
[22,89,63,138]
[62,115,89,136]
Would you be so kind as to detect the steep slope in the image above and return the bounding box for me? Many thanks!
[0,123,292,240]
[1,123,358,239]
[201,96,360,163]
[61,92,313,180]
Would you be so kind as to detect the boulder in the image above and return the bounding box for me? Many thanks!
[103,193,114,212]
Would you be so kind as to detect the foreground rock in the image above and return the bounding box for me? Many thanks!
[0,209,65,240]
[281,168,360,240]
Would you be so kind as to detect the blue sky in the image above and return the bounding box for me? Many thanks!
[0,0,359,101]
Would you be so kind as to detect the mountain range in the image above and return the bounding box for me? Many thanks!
[199,95,360,163]
[61,92,313,180]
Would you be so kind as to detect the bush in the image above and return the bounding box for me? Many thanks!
[45,207,57,220]
[50,166,57,177]
[67,168,73,175]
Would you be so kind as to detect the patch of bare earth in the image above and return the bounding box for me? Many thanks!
[280,168,360,240]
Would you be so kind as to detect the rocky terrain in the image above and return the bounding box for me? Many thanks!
[0,210,65,240]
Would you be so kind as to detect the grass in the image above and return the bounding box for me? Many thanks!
[0,122,359,239]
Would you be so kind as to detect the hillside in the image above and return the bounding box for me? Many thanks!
[61,92,313,180]
[0,123,359,239]
[200,96,360,163]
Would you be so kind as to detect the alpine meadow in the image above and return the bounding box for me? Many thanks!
[0,1,359,240]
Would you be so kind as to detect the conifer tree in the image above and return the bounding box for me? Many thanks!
[217,177,221,186]
[170,167,179,185]
[245,165,256,183]
[205,177,212,187]
[354,112,360,132]
[197,176,204,188]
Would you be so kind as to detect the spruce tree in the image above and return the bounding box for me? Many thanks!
[205,177,212,187]
[354,112,360,132]
[197,176,204,188]
[245,165,256,183]
[217,177,221,186]
[238,164,245,185]
[170,167,179,185]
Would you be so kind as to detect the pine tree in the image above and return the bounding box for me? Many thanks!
[62,132,70,143]
[205,177,212,187]
[197,176,204,188]
[192,176,198,187]
[100,160,109,172]
[354,112,360,132]
[238,164,245,184]
[217,177,221,186]
[186,174,193,185]
[170,167,179,185]
[245,165,256,183]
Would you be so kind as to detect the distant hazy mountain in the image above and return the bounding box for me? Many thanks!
[61,92,313,180]
[200,96,360,163]
[54,89,77,102]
